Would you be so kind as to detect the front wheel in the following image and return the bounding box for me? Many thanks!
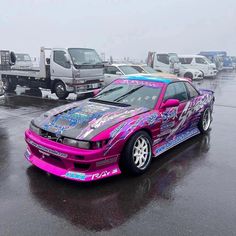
[184,72,193,80]
[121,131,152,175]
[198,108,212,133]
[54,81,69,99]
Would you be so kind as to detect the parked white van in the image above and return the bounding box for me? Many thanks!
[178,55,217,78]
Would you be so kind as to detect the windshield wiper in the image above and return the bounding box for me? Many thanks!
[114,86,144,102]
[96,86,123,97]
[89,98,130,107]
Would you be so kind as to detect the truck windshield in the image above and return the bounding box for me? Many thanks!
[16,54,31,62]
[169,54,180,63]
[68,48,102,65]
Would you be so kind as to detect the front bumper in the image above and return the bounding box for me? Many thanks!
[25,130,121,182]
[193,73,203,80]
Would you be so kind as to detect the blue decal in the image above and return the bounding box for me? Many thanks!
[154,128,200,156]
[65,171,86,180]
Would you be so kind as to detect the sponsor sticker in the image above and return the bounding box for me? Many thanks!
[64,171,86,181]
[24,149,31,160]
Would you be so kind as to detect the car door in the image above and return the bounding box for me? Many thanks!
[104,66,122,85]
[184,81,202,126]
[195,57,209,76]
[159,82,189,139]
[50,50,72,80]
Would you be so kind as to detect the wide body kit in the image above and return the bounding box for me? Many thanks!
[25,78,214,182]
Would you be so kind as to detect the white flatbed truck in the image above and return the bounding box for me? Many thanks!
[0,47,104,99]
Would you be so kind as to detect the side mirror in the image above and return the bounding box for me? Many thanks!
[116,71,122,75]
[10,51,16,65]
[93,88,102,96]
[161,99,180,108]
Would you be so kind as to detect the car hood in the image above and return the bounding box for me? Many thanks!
[33,100,149,140]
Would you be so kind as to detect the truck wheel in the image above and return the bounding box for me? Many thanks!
[120,131,152,175]
[198,108,212,134]
[2,78,17,92]
[54,81,69,99]
[184,72,193,80]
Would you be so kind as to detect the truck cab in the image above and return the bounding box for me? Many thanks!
[48,48,104,98]
[147,52,180,74]
[0,47,104,99]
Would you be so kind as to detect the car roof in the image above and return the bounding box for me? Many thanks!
[125,74,188,84]
[108,63,132,67]
[178,54,205,58]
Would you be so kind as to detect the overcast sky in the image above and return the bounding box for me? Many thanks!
[1,0,236,60]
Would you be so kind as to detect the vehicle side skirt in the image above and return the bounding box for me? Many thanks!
[153,127,200,157]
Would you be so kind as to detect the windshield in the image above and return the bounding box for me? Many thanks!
[142,66,157,73]
[16,54,31,62]
[205,57,212,64]
[118,65,139,75]
[169,54,180,63]
[68,48,102,65]
[94,80,162,109]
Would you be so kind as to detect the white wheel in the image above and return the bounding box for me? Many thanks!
[132,136,152,170]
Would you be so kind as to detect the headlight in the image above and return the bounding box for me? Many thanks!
[63,138,91,149]
[63,138,108,150]
[29,122,41,135]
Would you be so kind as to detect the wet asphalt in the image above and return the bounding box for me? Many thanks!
[0,72,236,236]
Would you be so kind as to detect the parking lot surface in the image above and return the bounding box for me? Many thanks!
[0,72,236,236]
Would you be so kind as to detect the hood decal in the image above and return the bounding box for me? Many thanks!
[34,101,149,140]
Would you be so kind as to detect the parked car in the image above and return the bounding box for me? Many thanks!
[178,55,217,78]
[131,64,203,80]
[222,56,234,70]
[179,67,203,80]
[231,56,236,69]
[130,64,176,77]
[104,64,140,85]
[25,75,215,182]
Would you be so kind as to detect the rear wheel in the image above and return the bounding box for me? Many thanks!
[121,131,152,175]
[2,77,17,92]
[54,81,69,99]
[198,108,212,133]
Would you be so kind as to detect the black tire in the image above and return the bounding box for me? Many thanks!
[2,77,17,92]
[184,72,193,80]
[120,131,152,175]
[54,81,69,99]
[200,71,205,78]
[198,108,212,134]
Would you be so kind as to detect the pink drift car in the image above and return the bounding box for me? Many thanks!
[25,75,214,182]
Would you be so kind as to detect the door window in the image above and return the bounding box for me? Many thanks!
[53,51,70,68]
[185,82,199,98]
[164,82,188,102]
[105,66,120,75]
[195,57,207,64]
[179,57,193,64]
[156,54,169,65]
